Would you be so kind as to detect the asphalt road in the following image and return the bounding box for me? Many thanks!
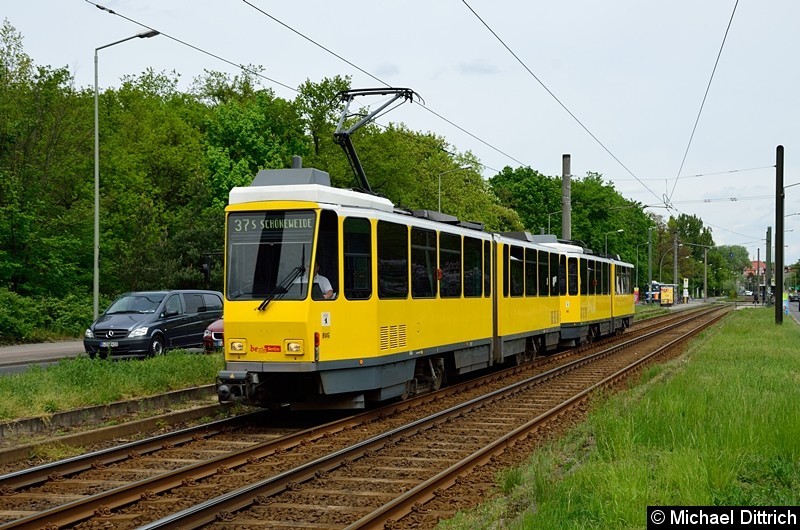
[0,339,205,374]
[0,340,84,366]
[0,299,795,373]
[0,340,83,374]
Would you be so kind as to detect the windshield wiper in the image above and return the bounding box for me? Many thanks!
[256,266,305,311]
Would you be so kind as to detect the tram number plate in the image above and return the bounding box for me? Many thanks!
[99,341,119,348]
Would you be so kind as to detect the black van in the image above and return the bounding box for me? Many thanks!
[84,290,223,359]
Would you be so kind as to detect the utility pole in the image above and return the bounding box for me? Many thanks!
[703,247,708,302]
[673,231,679,292]
[766,226,772,301]
[757,248,760,299]
[562,154,571,241]
[648,227,653,301]
[776,145,785,324]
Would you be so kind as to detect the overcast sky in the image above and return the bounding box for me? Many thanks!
[5,0,799,265]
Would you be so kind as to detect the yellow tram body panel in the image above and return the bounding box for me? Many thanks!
[217,163,635,409]
[223,200,493,368]
[375,298,493,353]
[496,294,560,336]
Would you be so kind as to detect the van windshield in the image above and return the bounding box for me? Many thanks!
[106,293,165,314]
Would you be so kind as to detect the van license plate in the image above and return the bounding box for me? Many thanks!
[100,341,118,348]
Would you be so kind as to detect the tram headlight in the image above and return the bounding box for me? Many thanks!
[285,340,303,355]
[230,340,245,352]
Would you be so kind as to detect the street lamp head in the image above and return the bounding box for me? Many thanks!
[137,30,160,39]
[604,228,624,255]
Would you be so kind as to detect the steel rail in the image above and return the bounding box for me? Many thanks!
[135,308,726,529]
[0,306,724,529]
[347,309,728,528]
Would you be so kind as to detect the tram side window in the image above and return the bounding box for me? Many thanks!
[411,227,437,298]
[625,266,632,294]
[568,257,578,296]
[558,255,567,296]
[597,261,604,295]
[377,221,409,299]
[580,258,588,295]
[483,240,491,297]
[550,252,560,295]
[589,260,597,295]
[502,245,509,297]
[464,236,482,297]
[440,232,462,298]
[602,261,610,295]
[525,248,537,296]
[598,261,604,295]
[618,265,631,294]
[314,210,339,300]
[344,217,372,300]
[538,250,550,296]
[507,245,523,297]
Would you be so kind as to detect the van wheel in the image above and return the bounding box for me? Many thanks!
[148,335,165,357]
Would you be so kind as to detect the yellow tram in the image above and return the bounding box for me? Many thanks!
[216,162,635,410]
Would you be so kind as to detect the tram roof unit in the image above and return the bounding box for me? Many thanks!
[504,232,589,254]
[229,165,395,213]
[229,158,486,232]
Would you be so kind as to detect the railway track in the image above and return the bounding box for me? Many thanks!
[0,306,691,472]
[0,305,727,529]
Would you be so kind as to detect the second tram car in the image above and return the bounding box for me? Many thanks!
[216,161,634,410]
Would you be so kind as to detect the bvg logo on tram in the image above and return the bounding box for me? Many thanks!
[250,344,282,353]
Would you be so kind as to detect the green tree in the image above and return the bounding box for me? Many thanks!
[201,72,310,209]
[0,19,90,297]
[489,166,561,232]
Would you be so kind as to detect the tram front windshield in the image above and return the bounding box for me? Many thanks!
[226,211,316,301]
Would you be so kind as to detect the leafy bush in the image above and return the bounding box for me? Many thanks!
[0,288,96,343]
[0,289,42,342]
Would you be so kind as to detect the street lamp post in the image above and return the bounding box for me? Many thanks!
[681,242,712,302]
[604,229,624,255]
[658,244,682,281]
[635,242,649,289]
[437,165,471,213]
[547,210,561,235]
[94,30,159,319]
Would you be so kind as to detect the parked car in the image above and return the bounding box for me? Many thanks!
[84,290,223,359]
[203,317,224,354]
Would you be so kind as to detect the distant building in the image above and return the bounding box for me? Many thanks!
[743,260,765,277]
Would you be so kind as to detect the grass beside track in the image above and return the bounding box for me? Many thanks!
[0,303,672,421]
[0,353,223,420]
[439,307,800,529]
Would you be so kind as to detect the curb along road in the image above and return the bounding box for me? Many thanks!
[0,340,84,367]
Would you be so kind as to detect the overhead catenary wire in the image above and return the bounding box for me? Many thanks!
[86,0,514,175]
[85,0,299,93]
[668,0,740,202]
[460,0,664,207]
[613,164,775,182]
[86,0,777,253]
[240,0,530,169]
[88,0,531,175]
